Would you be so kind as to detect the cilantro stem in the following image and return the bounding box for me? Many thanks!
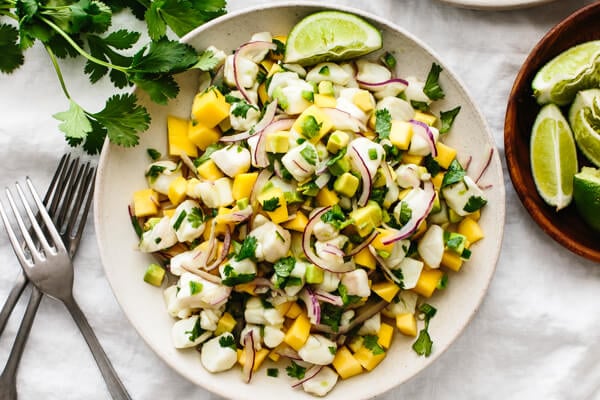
[39,16,129,74]
[45,44,72,100]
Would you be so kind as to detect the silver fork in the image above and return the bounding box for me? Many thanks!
[0,177,131,399]
[0,155,94,399]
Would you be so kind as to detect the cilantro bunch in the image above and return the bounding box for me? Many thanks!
[0,0,226,154]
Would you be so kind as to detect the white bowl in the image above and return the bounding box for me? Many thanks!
[94,3,505,399]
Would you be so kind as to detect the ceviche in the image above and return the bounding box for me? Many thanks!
[129,18,489,397]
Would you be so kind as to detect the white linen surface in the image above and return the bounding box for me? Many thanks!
[0,0,599,399]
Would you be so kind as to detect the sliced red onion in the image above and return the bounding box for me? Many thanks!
[347,229,379,256]
[475,147,494,184]
[216,206,253,224]
[314,290,344,306]
[233,41,276,104]
[292,365,324,388]
[315,173,331,189]
[207,288,231,306]
[293,159,309,174]
[323,243,344,257]
[194,220,217,268]
[205,225,231,271]
[302,207,355,273]
[460,155,473,171]
[357,77,408,91]
[300,287,321,325]
[180,264,223,284]
[368,245,402,285]
[250,169,272,209]
[381,181,436,245]
[408,119,437,157]
[253,110,293,169]
[242,332,256,383]
[274,345,301,360]
[273,159,284,179]
[179,152,199,179]
[321,107,367,132]
[349,146,372,207]
[220,101,278,143]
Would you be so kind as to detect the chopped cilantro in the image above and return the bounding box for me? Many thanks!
[375,108,392,139]
[218,334,236,350]
[399,202,412,225]
[221,264,256,287]
[461,248,472,259]
[286,360,306,379]
[262,197,281,212]
[412,303,437,357]
[194,143,223,166]
[320,303,343,332]
[320,205,352,230]
[187,207,204,228]
[368,148,378,160]
[441,159,465,188]
[173,210,187,230]
[437,273,449,290]
[189,281,203,295]
[273,256,296,289]
[411,100,430,112]
[184,318,205,342]
[380,52,397,69]
[300,145,318,166]
[319,65,330,75]
[298,181,320,197]
[272,39,286,56]
[302,90,315,102]
[145,164,166,183]
[423,155,441,176]
[300,115,322,139]
[147,148,161,161]
[231,101,257,119]
[363,335,385,355]
[423,63,445,101]
[338,284,361,306]
[463,196,487,213]
[193,50,220,71]
[235,236,258,262]
[326,147,347,167]
[439,106,461,134]
[267,368,279,378]
[328,346,337,355]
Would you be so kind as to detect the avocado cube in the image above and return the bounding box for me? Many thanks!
[328,155,351,176]
[444,231,467,255]
[236,197,250,210]
[334,172,359,197]
[143,263,166,287]
[430,191,441,214]
[318,80,335,96]
[448,208,463,224]
[266,130,289,153]
[305,264,324,284]
[350,201,383,237]
[326,131,350,154]
[284,191,304,204]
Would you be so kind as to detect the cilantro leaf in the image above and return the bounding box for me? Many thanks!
[193,49,220,71]
[235,236,257,262]
[187,207,205,228]
[145,0,226,40]
[194,143,223,166]
[185,317,205,341]
[218,334,236,350]
[147,148,162,161]
[81,119,109,155]
[320,205,352,230]
[130,39,198,74]
[0,24,25,73]
[286,360,306,380]
[189,280,203,295]
[92,93,151,147]
[221,264,256,287]
[398,202,412,225]
[363,335,385,355]
[375,108,392,139]
[85,32,137,86]
[131,74,179,104]
[441,159,465,188]
[272,256,295,288]
[231,101,257,118]
[53,100,93,140]
[439,106,461,134]
[320,303,343,332]
[262,197,280,212]
[300,144,317,166]
[338,284,361,305]
[412,328,433,356]
[423,63,445,101]
[463,195,487,213]
[410,100,430,112]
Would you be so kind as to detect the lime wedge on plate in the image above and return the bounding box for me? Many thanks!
[568,89,600,167]
[530,103,578,210]
[573,167,600,231]
[284,11,382,66]
[532,40,600,106]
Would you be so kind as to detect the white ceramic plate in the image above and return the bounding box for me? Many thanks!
[94,3,505,399]
[438,0,557,10]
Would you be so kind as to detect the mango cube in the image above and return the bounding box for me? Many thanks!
[133,189,159,217]
[441,250,463,272]
[282,211,308,232]
[430,173,444,189]
[412,268,444,298]
[314,94,337,108]
[232,172,258,200]
[197,159,224,181]
[265,130,289,153]
[434,142,457,169]
[285,302,303,319]
[292,105,333,142]
[268,350,280,362]
[214,312,237,336]
[354,247,376,270]
[187,120,221,151]
[371,228,395,254]
[333,172,359,198]
[316,187,339,207]
[238,348,270,371]
[275,301,293,316]
[332,346,363,379]
[283,312,311,351]
[378,323,394,349]
[353,89,374,112]
[257,188,288,224]
[353,346,386,371]
[167,116,198,157]
[167,176,188,206]
[389,120,413,150]
[191,88,230,128]
[396,313,417,337]
[258,82,269,105]
[413,111,437,126]
[401,153,423,165]
[371,281,400,303]
[457,217,484,244]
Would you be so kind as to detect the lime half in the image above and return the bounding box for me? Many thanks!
[573,167,600,231]
[530,103,578,210]
[532,40,600,106]
[284,11,382,66]
[569,89,600,167]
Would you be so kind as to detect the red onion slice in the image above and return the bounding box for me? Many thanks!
[314,290,344,306]
[357,77,408,91]
[368,245,403,285]
[347,229,379,256]
[302,207,355,273]
[250,169,272,209]
[179,265,223,284]
[205,225,231,271]
[253,110,293,169]
[300,287,321,324]
[216,206,253,224]
[381,181,436,245]
[321,107,367,132]
[274,345,301,360]
[408,119,437,157]
[475,147,494,184]
[292,365,324,388]
[349,146,372,207]
[233,41,276,104]
[242,332,256,383]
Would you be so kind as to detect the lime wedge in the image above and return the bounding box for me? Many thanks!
[284,11,382,66]
[532,40,600,106]
[569,89,600,167]
[573,166,600,231]
[530,103,578,210]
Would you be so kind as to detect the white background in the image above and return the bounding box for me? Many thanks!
[0,0,599,399]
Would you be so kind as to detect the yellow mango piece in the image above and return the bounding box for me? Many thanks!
[285,302,303,319]
[332,346,363,379]
[316,186,339,207]
[413,220,428,239]
[167,116,198,157]
[412,268,444,298]
[314,94,337,108]
[268,350,280,362]
[275,301,293,316]
[258,83,269,105]
[441,250,463,272]
[163,209,176,218]
[187,120,221,151]
[401,153,423,165]
[348,336,364,353]
[283,312,311,351]
[292,105,333,142]
[389,120,413,150]
[234,282,257,295]
[413,111,437,126]
[457,217,484,244]
[430,173,444,189]
[259,59,274,73]
[282,211,308,232]
[378,323,394,349]
[167,176,188,206]
[191,88,230,128]
[232,172,258,201]
[267,63,285,78]
[133,188,159,217]
[353,89,374,112]
[238,348,270,371]
[371,228,395,254]
[371,281,400,303]
[353,346,386,371]
[470,209,481,221]
[396,313,417,337]
[258,188,288,224]
[214,312,237,336]
[354,247,376,270]
[197,159,224,181]
[434,142,457,169]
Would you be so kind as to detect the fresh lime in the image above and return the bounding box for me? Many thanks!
[284,11,382,66]
[530,103,578,210]
[532,40,600,106]
[573,166,600,231]
[569,89,600,167]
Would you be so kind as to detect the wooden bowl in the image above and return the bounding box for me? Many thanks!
[504,2,600,262]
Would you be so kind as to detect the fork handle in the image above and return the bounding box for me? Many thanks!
[63,296,132,400]
[0,271,28,337]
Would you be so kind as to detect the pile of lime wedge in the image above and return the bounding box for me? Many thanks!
[530,40,600,229]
